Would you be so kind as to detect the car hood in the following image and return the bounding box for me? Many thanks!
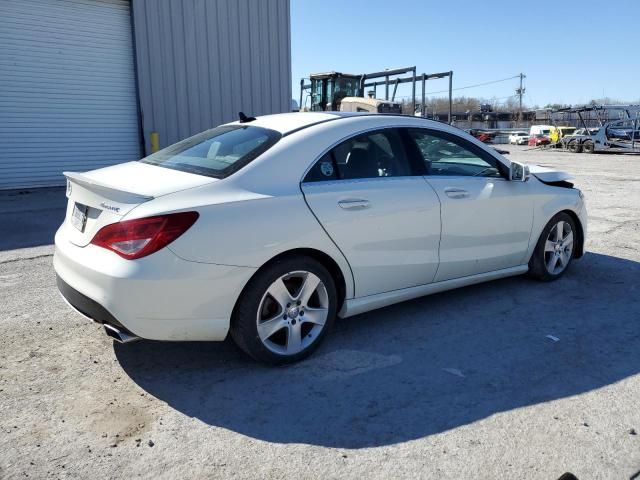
[528,164,573,183]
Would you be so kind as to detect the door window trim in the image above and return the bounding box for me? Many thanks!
[405,128,509,179]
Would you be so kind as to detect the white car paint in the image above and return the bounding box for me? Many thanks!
[508,132,529,145]
[528,164,573,183]
[54,112,587,343]
[302,176,441,297]
[426,176,534,281]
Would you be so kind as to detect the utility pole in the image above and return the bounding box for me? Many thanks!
[516,73,526,126]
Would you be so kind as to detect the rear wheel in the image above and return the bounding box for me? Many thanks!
[582,140,594,153]
[230,255,337,364]
[568,140,582,153]
[528,213,576,281]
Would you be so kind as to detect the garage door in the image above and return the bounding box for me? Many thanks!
[0,0,141,189]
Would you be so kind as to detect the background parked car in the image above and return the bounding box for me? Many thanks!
[528,134,551,146]
[528,125,552,146]
[561,128,600,153]
[550,126,577,146]
[468,129,496,143]
[508,132,530,145]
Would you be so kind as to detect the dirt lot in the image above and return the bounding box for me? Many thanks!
[1,146,639,479]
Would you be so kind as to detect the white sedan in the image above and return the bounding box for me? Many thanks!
[509,132,530,145]
[54,112,587,364]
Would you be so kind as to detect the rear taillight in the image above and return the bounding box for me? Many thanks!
[91,212,199,260]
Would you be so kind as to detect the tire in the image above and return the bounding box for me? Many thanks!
[582,140,594,154]
[230,255,337,364]
[567,140,582,153]
[528,212,577,281]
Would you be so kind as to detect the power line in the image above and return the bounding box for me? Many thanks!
[424,75,521,95]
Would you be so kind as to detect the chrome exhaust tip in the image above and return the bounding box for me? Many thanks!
[104,323,140,344]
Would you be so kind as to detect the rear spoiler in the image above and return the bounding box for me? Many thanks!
[63,171,154,203]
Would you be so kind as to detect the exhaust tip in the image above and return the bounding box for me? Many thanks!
[104,323,140,344]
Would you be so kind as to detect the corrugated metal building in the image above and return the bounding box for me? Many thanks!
[0,0,291,189]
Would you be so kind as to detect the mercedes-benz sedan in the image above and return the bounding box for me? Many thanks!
[54,112,587,364]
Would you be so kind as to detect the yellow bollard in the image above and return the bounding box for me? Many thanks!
[150,131,160,153]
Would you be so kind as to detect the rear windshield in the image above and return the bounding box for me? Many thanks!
[140,125,281,178]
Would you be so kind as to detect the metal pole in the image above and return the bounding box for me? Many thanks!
[150,131,160,153]
[421,74,426,118]
[385,75,389,100]
[518,73,524,125]
[448,71,453,124]
[411,67,416,114]
[299,78,306,111]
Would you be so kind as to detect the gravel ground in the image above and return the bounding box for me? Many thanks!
[1,147,639,479]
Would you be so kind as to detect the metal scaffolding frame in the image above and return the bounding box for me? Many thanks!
[299,67,454,123]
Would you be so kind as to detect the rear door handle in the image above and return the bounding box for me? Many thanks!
[444,188,470,199]
[338,199,371,210]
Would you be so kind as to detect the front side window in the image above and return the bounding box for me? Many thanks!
[141,125,281,178]
[408,129,503,178]
[304,129,414,182]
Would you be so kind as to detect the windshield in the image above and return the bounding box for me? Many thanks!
[141,125,281,178]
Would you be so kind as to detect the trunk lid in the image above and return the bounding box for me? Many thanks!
[62,161,215,246]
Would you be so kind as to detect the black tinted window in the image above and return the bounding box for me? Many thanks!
[304,129,413,182]
[408,129,503,178]
[304,152,338,182]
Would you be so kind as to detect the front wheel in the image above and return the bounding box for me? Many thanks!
[528,213,576,281]
[230,255,337,364]
[568,140,582,153]
[582,140,594,153]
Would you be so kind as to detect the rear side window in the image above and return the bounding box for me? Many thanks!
[304,128,413,182]
[304,152,339,182]
[141,125,281,178]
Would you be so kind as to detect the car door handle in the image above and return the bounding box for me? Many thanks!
[338,199,371,210]
[444,188,470,199]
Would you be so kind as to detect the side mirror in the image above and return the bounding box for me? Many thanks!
[509,162,530,182]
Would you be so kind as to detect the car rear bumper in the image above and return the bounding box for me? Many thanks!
[53,225,257,341]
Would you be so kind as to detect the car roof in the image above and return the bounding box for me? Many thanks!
[226,111,469,137]
[226,112,366,135]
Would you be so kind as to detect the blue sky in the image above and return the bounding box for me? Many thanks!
[291,0,640,108]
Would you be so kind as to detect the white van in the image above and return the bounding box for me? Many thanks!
[529,125,553,137]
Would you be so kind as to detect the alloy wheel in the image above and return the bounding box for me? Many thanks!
[544,220,574,275]
[256,271,329,355]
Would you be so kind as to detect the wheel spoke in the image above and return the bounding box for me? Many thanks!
[561,250,571,267]
[555,221,564,241]
[544,240,555,253]
[267,277,294,310]
[547,253,559,272]
[301,307,328,326]
[562,231,574,248]
[295,273,321,306]
[286,324,302,353]
[257,316,287,341]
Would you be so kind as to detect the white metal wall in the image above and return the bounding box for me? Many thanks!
[0,0,142,189]
[132,0,292,152]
